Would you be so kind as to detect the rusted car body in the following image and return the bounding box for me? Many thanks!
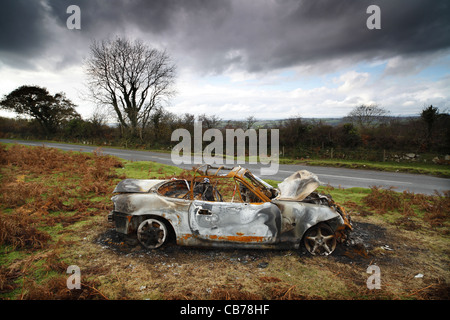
[108,165,352,255]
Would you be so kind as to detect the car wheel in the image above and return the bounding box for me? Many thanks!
[303,223,337,256]
[137,218,168,249]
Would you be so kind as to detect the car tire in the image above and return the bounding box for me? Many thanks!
[303,222,337,256]
[137,218,168,249]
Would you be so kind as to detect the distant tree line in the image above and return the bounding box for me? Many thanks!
[0,87,449,161]
[276,104,449,160]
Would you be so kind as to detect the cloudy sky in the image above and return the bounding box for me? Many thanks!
[1,0,449,120]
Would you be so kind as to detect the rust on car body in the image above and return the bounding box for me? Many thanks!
[108,165,352,255]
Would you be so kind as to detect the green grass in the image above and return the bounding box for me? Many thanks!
[120,160,186,179]
[318,186,371,204]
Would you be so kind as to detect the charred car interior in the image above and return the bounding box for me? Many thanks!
[108,165,352,255]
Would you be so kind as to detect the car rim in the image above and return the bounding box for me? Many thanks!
[304,223,336,256]
[137,219,167,249]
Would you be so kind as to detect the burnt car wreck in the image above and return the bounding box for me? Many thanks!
[108,165,352,255]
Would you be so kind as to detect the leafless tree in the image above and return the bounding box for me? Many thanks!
[245,116,257,129]
[345,104,389,129]
[85,37,176,140]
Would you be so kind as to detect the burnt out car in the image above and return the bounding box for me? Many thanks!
[108,165,352,255]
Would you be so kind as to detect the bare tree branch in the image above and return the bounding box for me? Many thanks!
[85,37,176,139]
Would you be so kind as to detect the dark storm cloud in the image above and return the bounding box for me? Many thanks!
[45,0,231,37]
[0,0,51,68]
[1,0,449,73]
[196,0,450,72]
[47,0,175,34]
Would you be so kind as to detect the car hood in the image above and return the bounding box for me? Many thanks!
[275,170,321,201]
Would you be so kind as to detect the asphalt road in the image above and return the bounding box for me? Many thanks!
[2,139,449,195]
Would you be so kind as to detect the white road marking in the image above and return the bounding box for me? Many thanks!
[318,173,412,185]
[278,170,412,185]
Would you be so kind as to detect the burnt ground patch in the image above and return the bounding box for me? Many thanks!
[332,221,388,264]
[96,220,387,264]
[96,227,287,267]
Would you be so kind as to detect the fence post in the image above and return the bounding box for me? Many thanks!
[383,149,386,162]
[330,148,334,159]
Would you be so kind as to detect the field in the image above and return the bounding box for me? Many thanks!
[0,143,449,300]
